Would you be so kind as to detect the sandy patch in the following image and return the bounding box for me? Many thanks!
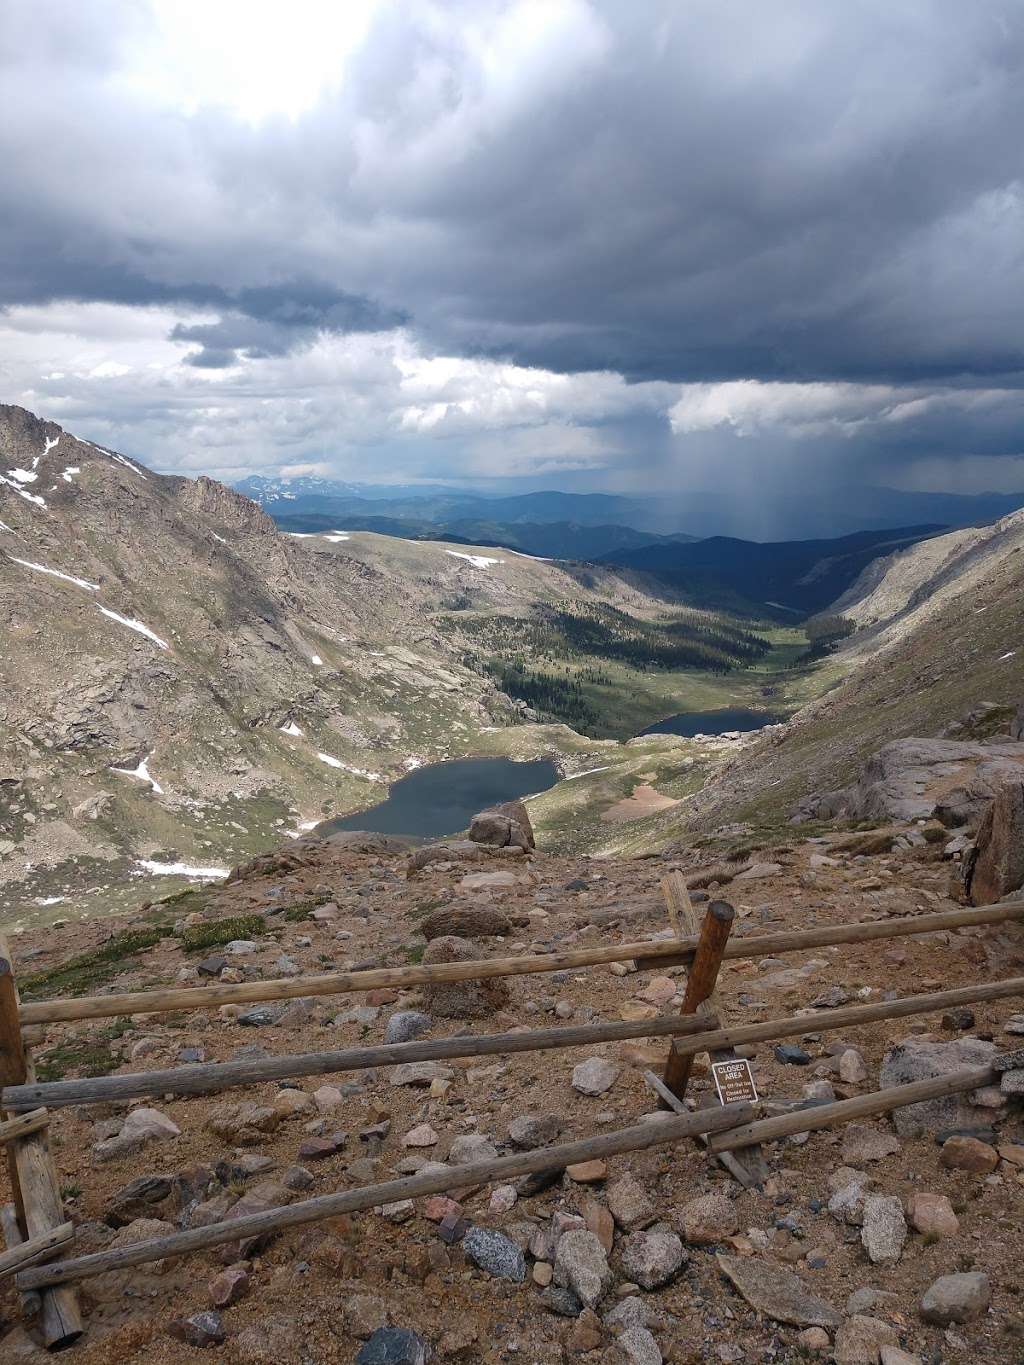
[601,782,681,823]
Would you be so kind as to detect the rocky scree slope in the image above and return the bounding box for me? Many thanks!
[0,405,685,906]
[2,818,1023,1362]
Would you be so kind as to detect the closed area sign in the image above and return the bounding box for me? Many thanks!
[711,1058,759,1106]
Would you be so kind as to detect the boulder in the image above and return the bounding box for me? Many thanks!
[963,779,1024,905]
[469,799,535,850]
[420,936,511,1019]
[607,1172,655,1230]
[879,1037,998,1134]
[420,906,512,941]
[919,1272,991,1325]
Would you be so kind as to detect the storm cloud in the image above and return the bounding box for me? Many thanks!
[3,0,1024,527]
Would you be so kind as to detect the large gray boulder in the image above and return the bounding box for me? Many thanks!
[962,779,1024,905]
[469,799,535,850]
[879,1037,999,1135]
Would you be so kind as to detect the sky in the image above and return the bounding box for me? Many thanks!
[3,0,1024,532]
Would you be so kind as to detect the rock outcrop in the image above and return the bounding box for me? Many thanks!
[959,779,1024,905]
[469,799,536,851]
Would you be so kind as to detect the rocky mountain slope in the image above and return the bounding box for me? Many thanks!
[1,405,755,919]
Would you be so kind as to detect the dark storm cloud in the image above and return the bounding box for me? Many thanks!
[4,0,1024,518]
[3,0,1024,387]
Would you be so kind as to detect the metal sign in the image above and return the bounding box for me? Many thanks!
[711,1058,759,1106]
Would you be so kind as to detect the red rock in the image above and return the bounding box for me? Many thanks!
[298,1137,342,1161]
[566,1159,607,1183]
[581,1198,615,1253]
[208,1263,250,1308]
[365,989,399,1005]
[422,1195,462,1223]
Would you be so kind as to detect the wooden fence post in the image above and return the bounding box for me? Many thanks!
[661,894,734,1101]
[0,937,82,1349]
[657,875,770,1187]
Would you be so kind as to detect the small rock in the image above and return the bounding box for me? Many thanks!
[448,1134,499,1165]
[906,1192,959,1238]
[680,1192,738,1245]
[567,1159,607,1183]
[920,1271,991,1325]
[209,1263,250,1308]
[860,1195,907,1265]
[774,1044,811,1066]
[617,1325,662,1365]
[533,1260,553,1286]
[403,1124,439,1148]
[509,1113,563,1149]
[839,1049,868,1084]
[392,1062,454,1087]
[939,1135,998,1173]
[384,1011,433,1045]
[842,1125,901,1165]
[168,1312,225,1348]
[313,1085,344,1113]
[572,1057,621,1096]
[620,1230,686,1290]
[607,1173,655,1230]
[463,1226,526,1281]
[555,1229,613,1308]
[355,1327,432,1364]
[833,1315,897,1365]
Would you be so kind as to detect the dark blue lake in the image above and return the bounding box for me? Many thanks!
[639,708,781,738]
[316,757,559,839]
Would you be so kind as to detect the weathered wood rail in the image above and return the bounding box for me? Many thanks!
[17,901,1024,1026]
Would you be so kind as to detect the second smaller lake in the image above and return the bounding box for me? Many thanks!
[316,756,559,840]
[639,707,781,738]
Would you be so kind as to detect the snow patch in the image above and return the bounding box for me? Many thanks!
[310,654,323,666]
[8,556,99,591]
[323,531,351,542]
[317,752,385,781]
[565,766,613,780]
[0,519,13,533]
[403,756,424,770]
[287,532,317,538]
[35,895,66,906]
[999,650,1017,661]
[211,532,227,544]
[136,859,228,879]
[85,441,147,479]
[62,466,81,483]
[0,472,47,508]
[279,721,304,737]
[445,550,504,569]
[43,435,60,458]
[7,467,38,484]
[111,754,164,793]
[97,606,169,650]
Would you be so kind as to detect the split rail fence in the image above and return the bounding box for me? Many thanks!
[1,881,1023,1348]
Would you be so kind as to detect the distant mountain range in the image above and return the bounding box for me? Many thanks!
[600,526,948,616]
[236,474,1024,541]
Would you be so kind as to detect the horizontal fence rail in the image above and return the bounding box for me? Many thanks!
[18,902,1024,1027]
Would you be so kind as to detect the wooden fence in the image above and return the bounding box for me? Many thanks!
[1,879,1022,1348]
